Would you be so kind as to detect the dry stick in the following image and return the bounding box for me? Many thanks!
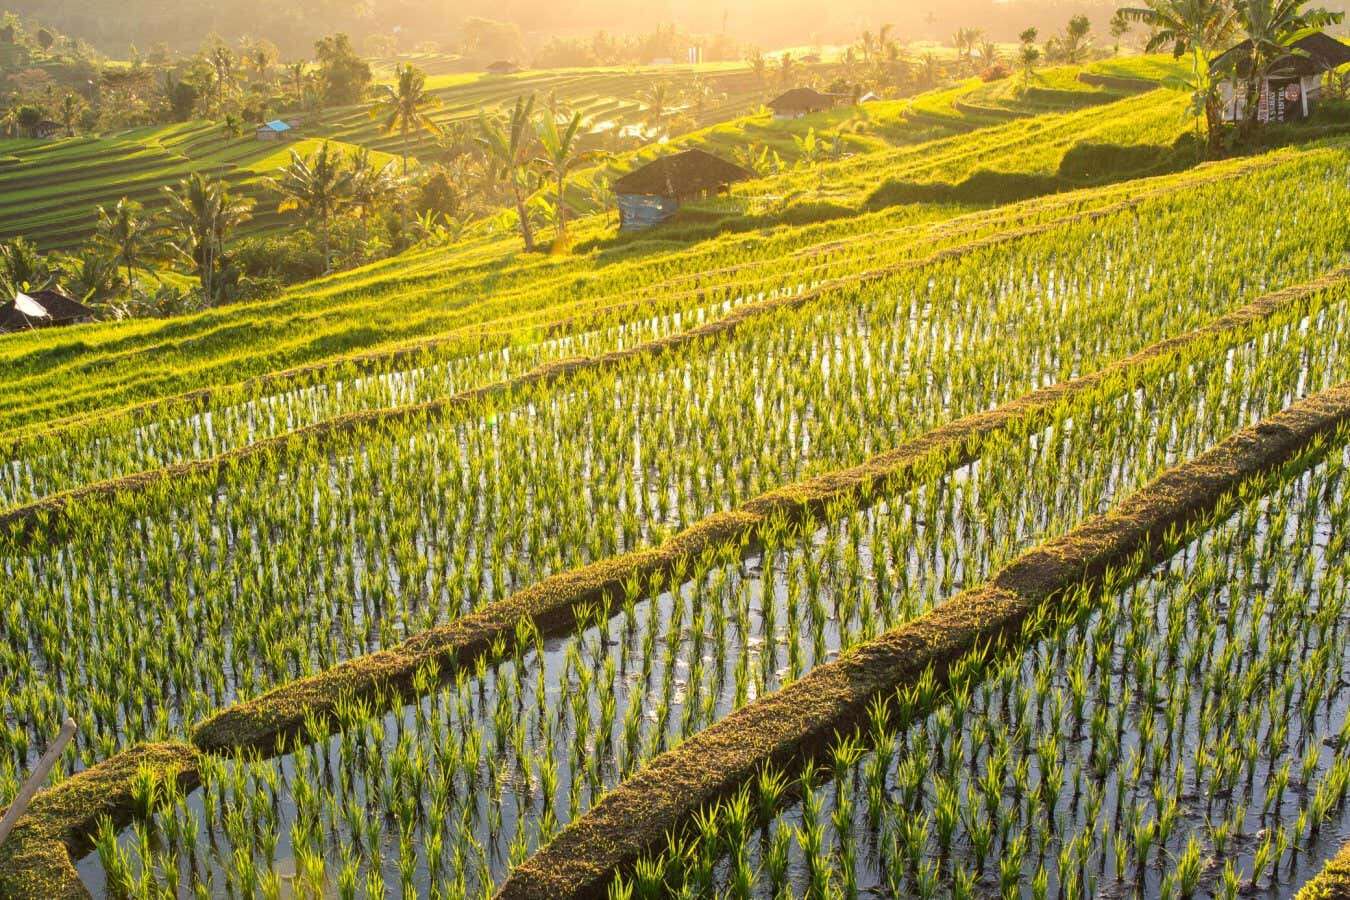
[189,268,1349,755]
[0,719,75,849]
[498,382,1350,900]
[0,162,1302,539]
[1,268,1342,896]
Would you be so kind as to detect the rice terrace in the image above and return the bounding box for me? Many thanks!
[4,0,1350,897]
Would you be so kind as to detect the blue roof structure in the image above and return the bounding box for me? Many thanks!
[260,120,292,132]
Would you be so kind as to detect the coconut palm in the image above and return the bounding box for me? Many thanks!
[267,142,353,273]
[1119,0,1238,148]
[1225,0,1343,132]
[0,238,53,297]
[159,173,253,302]
[347,147,397,243]
[59,93,81,137]
[94,198,158,305]
[534,111,603,243]
[369,63,442,177]
[478,94,540,252]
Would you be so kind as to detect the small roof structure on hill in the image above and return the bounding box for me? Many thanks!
[613,148,755,199]
[257,119,292,133]
[1210,32,1350,78]
[486,60,522,74]
[768,87,838,116]
[0,289,95,333]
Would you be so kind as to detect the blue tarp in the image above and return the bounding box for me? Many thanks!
[617,194,680,231]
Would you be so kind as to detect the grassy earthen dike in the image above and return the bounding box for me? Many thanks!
[0,271,1345,899]
[499,385,1350,899]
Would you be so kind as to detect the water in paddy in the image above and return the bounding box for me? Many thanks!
[691,444,1350,899]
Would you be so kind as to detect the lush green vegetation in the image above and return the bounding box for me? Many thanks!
[3,23,1350,898]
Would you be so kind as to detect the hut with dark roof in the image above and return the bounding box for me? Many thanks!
[768,87,839,119]
[1211,32,1350,123]
[0,289,95,333]
[612,148,755,230]
[486,60,522,75]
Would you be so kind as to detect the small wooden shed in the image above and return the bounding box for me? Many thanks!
[486,60,522,75]
[255,119,295,141]
[1211,32,1350,123]
[0,289,95,333]
[613,148,755,230]
[767,87,839,119]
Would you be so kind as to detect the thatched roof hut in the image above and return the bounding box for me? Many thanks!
[486,60,522,75]
[1210,32,1350,122]
[0,289,95,333]
[768,87,839,119]
[613,148,755,230]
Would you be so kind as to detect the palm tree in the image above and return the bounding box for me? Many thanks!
[160,173,253,302]
[59,93,81,137]
[222,113,243,144]
[1225,0,1343,133]
[478,94,540,252]
[0,238,53,298]
[209,45,234,111]
[534,111,602,243]
[267,142,353,273]
[347,147,396,244]
[1019,29,1042,86]
[369,63,442,177]
[1120,0,1238,148]
[638,82,670,131]
[287,62,307,101]
[94,198,157,305]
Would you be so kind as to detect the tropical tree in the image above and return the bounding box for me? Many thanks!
[160,173,253,302]
[222,113,243,144]
[60,252,120,304]
[59,93,82,137]
[1019,28,1042,86]
[478,94,540,252]
[1119,0,1237,149]
[267,142,353,272]
[534,110,602,243]
[94,198,157,305]
[1110,10,1133,53]
[1224,0,1343,133]
[638,82,671,130]
[0,238,53,297]
[746,49,769,88]
[347,147,397,244]
[12,105,43,138]
[369,63,442,177]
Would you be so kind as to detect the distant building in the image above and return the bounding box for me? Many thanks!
[33,120,62,139]
[486,60,522,75]
[767,87,839,119]
[0,289,95,333]
[1211,32,1350,123]
[801,53,823,64]
[255,119,295,141]
[613,148,755,230]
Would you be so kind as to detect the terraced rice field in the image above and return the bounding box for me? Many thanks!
[0,60,791,255]
[2,53,1350,900]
